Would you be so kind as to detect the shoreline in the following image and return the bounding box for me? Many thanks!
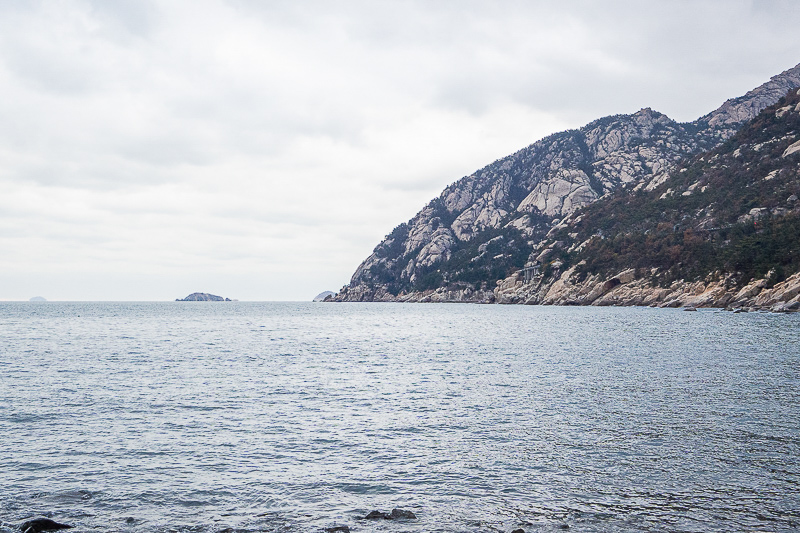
[331,268,800,312]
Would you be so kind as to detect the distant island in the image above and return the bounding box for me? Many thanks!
[29,296,47,302]
[313,291,335,302]
[176,292,233,301]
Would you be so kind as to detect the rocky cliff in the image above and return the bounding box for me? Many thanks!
[333,63,800,309]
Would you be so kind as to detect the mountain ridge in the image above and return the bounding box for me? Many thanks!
[333,63,800,308]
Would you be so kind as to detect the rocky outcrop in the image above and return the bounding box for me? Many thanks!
[362,509,417,520]
[698,66,800,136]
[491,267,800,312]
[176,292,232,301]
[334,63,800,304]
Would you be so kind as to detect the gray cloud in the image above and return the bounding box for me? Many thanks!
[0,0,798,300]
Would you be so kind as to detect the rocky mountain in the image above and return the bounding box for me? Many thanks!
[494,86,800,311]
[333,63,800,309]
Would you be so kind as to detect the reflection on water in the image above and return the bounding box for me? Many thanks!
[1,302,798,532]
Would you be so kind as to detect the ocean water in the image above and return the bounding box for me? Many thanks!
[1,302,798,533]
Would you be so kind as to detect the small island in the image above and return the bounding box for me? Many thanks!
[176,292,232,301]
[313,291,335,302]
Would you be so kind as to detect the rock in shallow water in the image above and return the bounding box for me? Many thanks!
[362,508,417,520]
[390,508,417,519]
[19,519,73,533]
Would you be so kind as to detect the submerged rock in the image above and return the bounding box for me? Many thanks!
[19,519,73,533]
[324,527,350,533]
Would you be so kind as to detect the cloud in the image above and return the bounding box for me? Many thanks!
[0,0,799,300]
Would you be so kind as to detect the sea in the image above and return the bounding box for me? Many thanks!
[1,302,799,533]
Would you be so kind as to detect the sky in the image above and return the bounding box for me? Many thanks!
[1,0,799,301]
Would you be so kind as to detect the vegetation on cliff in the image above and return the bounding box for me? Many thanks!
[557,88,800,289]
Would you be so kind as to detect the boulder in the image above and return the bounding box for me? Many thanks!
[20,519,73,533]
[362,508,417,520]
[390,508,417,519]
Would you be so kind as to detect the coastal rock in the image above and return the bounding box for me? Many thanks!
[484,250,800,312]
[390,508,417,519]
[19,519,73,533]
[361,509,417,520]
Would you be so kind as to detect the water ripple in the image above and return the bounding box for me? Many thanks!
[1,302,798,532]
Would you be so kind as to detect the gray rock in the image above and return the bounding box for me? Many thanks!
[390,508,417,520]
[362,509,417,520]
[19,519,73,533]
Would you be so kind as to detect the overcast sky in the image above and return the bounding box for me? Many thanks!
[1,0,799,301]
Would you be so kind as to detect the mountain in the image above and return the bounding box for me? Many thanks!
[495,86,800,310]
[333,63,800,309]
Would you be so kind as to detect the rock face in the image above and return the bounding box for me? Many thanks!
[491,268,800,311]
[176,292,231,301]
[333,63,800,307]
